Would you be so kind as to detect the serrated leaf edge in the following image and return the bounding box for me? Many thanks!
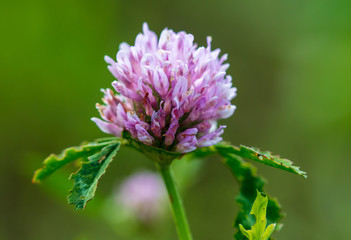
[32,140,119,183]
[216,143,307,178]
[67,142,121,210]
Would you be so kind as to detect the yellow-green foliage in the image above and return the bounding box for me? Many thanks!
[239,191,276,240]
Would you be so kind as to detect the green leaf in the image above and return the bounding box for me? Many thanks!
[32,138,119,183]
[216,143,307,178]
[239,191,276,240]
[67,142,121,209]
[262,224,276,240]
[215,147,283,240]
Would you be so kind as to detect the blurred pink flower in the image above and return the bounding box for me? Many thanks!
[117,171,165,221]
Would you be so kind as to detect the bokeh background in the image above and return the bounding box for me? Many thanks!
[1,0,350,239]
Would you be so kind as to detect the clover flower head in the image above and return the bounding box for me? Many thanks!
[92,23,236,153]
[116,171,165,221]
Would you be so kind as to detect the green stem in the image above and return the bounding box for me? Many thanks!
[158,163,193,240]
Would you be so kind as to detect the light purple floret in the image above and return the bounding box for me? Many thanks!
[92,23,236,153]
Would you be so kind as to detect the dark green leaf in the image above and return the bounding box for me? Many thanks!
[216,147,283,240]
[216,143,307,178]
[67,142,121,209]
[32,138,119,183]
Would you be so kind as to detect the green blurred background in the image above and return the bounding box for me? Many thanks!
[1,0,350,239]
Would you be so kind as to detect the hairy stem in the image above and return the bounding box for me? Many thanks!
[158,163,193,240]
